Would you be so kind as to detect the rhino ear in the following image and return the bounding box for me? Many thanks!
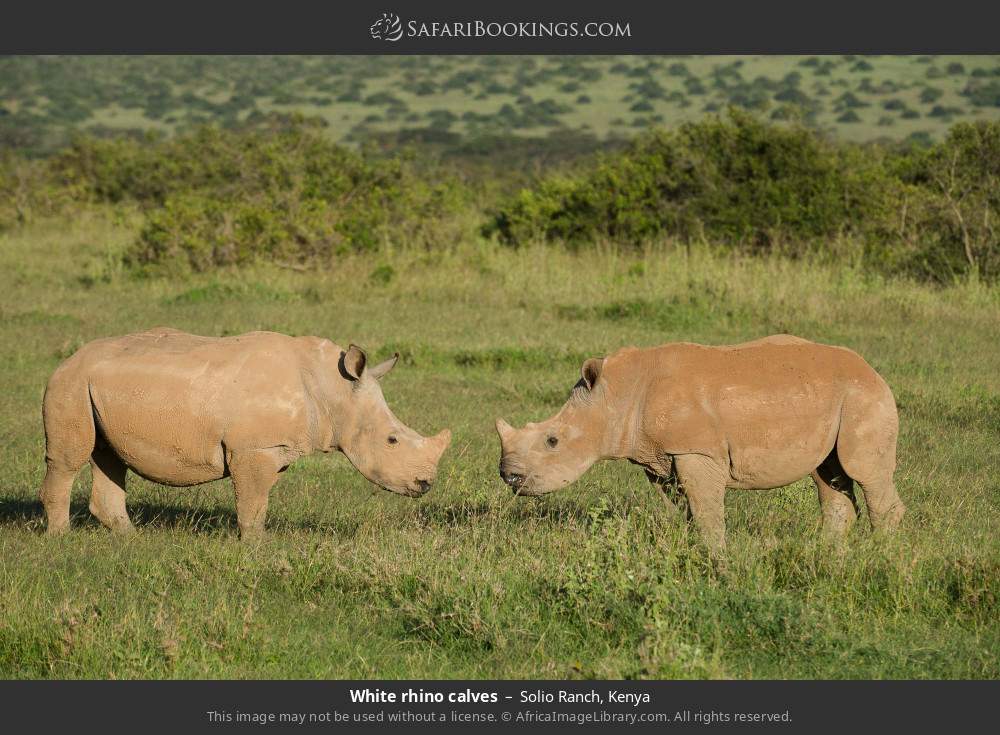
[369,352,399,381]
[341,344,368,381]
[581,357,604,391]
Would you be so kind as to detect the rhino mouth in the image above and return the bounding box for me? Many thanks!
[392,478,434,498]
[499,461,535,495]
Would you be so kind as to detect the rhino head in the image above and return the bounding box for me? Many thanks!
[337,345,451,497]
[495,357,613,495]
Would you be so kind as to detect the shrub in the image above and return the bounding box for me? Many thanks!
[483,112,1000,282]
[47,117,468,270]
[684,78,707,95]
[891,121,1000,281]
[962,80,1000,108]
[0,153,80,230]
[484,109,899,253]
[920,87,944,105]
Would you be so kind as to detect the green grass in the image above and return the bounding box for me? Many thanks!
[0,208,998,679]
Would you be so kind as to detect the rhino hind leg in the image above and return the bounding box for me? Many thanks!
[228,448,284,539]
[855,475,905,532]
[812,450,858,540]
[40,466,78,535]
[40,379,98,534]
[835,392,905,533]
[673,454,728,554]
[89,446,134,533]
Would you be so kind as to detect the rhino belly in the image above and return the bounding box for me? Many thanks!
[105,430,227,486]
[726,442,831,489]
[721,394,841,490]
[90,380,228,487]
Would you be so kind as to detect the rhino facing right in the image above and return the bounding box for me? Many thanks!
[40,328,451,537]
[496,334,905,552]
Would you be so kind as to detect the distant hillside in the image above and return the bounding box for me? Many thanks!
[3,55,1000,155]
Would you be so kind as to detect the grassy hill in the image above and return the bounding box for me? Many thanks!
[4,55,1000,154]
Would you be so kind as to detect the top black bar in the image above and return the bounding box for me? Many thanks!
[2,0,999,54]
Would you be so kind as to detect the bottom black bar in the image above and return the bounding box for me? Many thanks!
[2,680,995,733]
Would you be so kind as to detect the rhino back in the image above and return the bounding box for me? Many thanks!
[631,336,888,487]
[78,329,321,485]
[639,336,880,404]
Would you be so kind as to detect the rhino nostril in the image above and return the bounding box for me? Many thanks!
[416,479,432,493]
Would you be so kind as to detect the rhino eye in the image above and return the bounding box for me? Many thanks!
[546,436,559,448]
[388,435,398,445]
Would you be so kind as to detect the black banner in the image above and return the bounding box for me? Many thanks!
[1,0,999,53]
[2,680,996,733]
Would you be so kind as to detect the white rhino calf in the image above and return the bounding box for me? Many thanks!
[41,328,451,537]
[496,335,904,551]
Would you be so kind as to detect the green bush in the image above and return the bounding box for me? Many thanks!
[46,117,469,270]
[4,106,998,283]
[483,112,1000,282]
[484,110,899,253]
[0,153,79,230]
[890,121,1000,282]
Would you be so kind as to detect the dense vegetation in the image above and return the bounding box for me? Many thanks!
[487,112,1000,282]
[3,55,999,278]
[2,116,471,269]
[3,111,998,281]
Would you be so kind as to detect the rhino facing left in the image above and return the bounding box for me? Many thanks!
[39,327,452,537]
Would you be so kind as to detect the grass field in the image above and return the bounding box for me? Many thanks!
[0,208,997,679]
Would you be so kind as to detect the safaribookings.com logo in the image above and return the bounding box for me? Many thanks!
[370,13,404,41]
[370,13,631,42]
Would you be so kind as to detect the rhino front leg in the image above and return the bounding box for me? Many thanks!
[228,448,284,539]
[643,467,685,517]
[673,454,728,554]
